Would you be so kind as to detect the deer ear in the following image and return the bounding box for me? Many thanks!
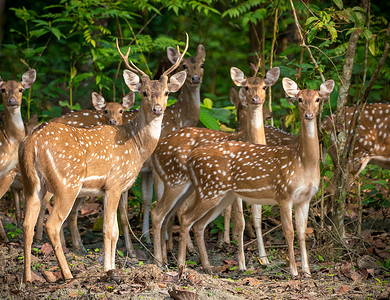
[231,67,247,87]
[167,47,179,65]
[92,92,106,110]
[21,69,36,89]
[122,92,135,109]
[263,107,273,120]
[168,71,187,93]
[238,88,248,107]
[319,80,335,98]
[123,70,141,92]
[196,44,206,60]
[282,78,300,98]
[264,67,280,87]
[229,87,240,108]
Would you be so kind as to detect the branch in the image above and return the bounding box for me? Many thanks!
[289,0,325,82]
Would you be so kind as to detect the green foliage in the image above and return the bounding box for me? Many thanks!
[1,0,389,219]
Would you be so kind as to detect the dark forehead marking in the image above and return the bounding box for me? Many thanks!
[299,89,319,98]
[247,77,264,85]
[190,58,196,64]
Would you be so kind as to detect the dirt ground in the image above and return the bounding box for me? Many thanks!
[0,197,389,300]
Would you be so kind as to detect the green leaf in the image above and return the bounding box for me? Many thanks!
[199,108,219,130]
[373,179,389,186]
[332,0,343,10]
[326,25,338,42]
[203,98,213,109]
[96,75,101,85]
[363,29,372,41]
[70,66,77,80]
[50,27,62,40]
[305,16,319,26]
[307,28,318,43]
[369,38,377,56]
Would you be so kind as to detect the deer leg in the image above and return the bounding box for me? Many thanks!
[67,197,86,252]
[252,204,269,265]
[35,192,52,241]
[119,190,133,254]
[232,198,246,271]
[45,192,79,280]
[141,169,153,243]
[295,200,311,277]
[11,187,22,228]
[223,205,232,245]
[103,190,122,271]
[0,171,15,198]
[166,215,175,254]
[177,192,232,269]
[23,191,41,283]
[151,182,192,265]
[176,199,196,254]
[0,171,16,238]
[279,201,297,276]
[192,192,238,271]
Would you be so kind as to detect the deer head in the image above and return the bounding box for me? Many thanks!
[91,92,135,125]
[117,34,189,124]
[0,69,36,111]
[168,44,205,86]
[283,78,335,121]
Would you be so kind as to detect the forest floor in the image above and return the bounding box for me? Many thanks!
[0,196,389,299]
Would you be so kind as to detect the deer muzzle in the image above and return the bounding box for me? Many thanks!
[152,105,163,115]
[304,112,315,120]
[251,95,262,105]
[191,75,201,84]
[7,97,19,107]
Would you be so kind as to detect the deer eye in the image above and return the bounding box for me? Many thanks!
[245,86,249,91]
[182,64,187,69]
[119,110,123,113]
[316,98,320,102]
[1,88,5,93]
[19,88,24,92]
[165,91,169,96]
[263,86,267,90]
[298,97,303,103]
[200,63,204,68]
[142,91,147,97]
[104,110,108,114]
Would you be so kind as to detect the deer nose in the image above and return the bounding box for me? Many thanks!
[251,95,261,104]
[191,75,201,84]
[152,105,163,115]
[304,112,314,120]
[109,119,117,125]
[7,97,18,106]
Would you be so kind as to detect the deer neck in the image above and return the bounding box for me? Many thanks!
[126,105,163,162]
[297,118,320,171]
[2,106,25,143]
[175,83,201,127]
[247,105,266,145]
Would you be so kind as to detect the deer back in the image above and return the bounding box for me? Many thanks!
[322,103,390,171]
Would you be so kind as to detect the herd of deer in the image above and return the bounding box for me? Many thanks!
[0,34,389,284]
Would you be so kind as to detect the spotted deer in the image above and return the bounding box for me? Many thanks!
[175,78,335,276]
[322,103,390,212]
[19,35,188,282]
[323,103,390,183]
[139,44,206,243]
[0,69,36,241]
[34,92,136,252]
[151,67,281,266]
[53,91,136,127]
